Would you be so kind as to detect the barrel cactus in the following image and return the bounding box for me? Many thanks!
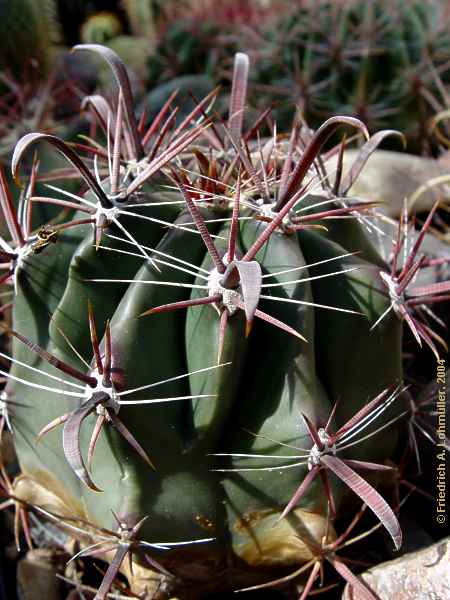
[1,44,447,600]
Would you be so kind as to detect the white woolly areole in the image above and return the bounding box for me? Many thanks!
[13,239,40,292]
[0,391,11,430]
[380,271,404,316]
[308,427,336,470]
[84,368,119,416]
[256,200,295,233]
[15,240,37,271]
[122,158,147,182]
[208,265,241,316]
[0,390,7,412]
[94,204,120,225]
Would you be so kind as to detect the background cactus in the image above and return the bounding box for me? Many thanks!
[144,0,450,155]
[0,42,448,600]
[3,1,450,158]
[5,1,449,156]
[0,0,61,77]
[253,0,450,154]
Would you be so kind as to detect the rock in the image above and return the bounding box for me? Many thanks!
[325,149,450,217]
[17,549,64,600]
[342,536,450,599]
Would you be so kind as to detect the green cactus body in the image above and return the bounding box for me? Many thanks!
[82,211,229,552]
[6,181,407,589]
[299,228,404,462]
[9,210,229,557]
[247,0,450,152]
[185,221,248,453]
[220,221,336,565]
[49,196,178,358]
[7,227,89,507]
[302,194,388,269]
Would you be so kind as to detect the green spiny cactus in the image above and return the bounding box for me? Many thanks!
[79,10,152,83]
[80,12,123,45]
[147,0,450,154]
[123,0,157,39]
[252,0,450,153]
[0,0,61,76]
[0,44,448,600]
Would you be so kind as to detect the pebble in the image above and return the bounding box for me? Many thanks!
[342,536,450,599]
[17,549,64,600]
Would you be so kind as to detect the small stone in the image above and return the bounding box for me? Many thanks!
[342,537,450,599]
[326,150,450,217]
[17,549,64,600]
